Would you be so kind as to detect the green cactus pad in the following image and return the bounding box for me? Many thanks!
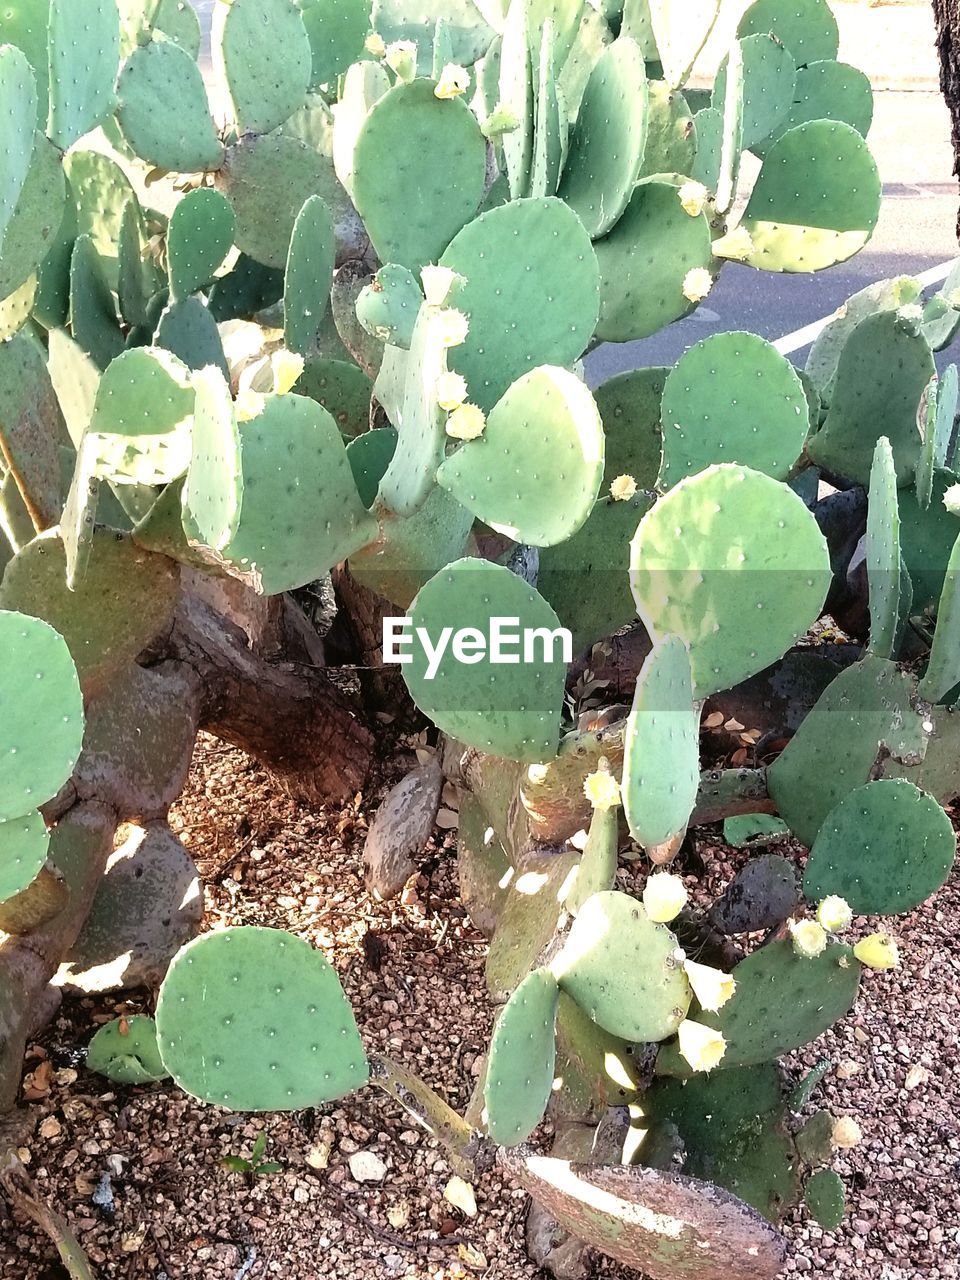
[208,252,285,323]
[528,20,564,200]
[552,991,643,1120]
[804,779,956,914]
[155,297,229,380]
[283,195,335,357]
[182,367,241,551]
[566,801,618,916]
[116,37,223,174]
[119,0,202,58]
[917,365,958,510]
[355,263,422,350]
[86,1015,168,1085]
[643,1064,799,1222]
[714,43,745,213]
[455,790,510,937]
[594,179,712,342]
[376,303,447,515]
[29,156,76,329]
[0,275,34,341]
[722,815,790,849]
[0,0,50,116]
[805,1168,845,1230]
[622,636,700,851]
[437,366,604,547]
[713,35,796,153]
[499,0,534,199]
[85,347,194,487]
[0,610,84,822]
[352,80,486,274]
[219,395,376,594]
[646,0,719,87]
[920,529,960,704]
[216,0,311,134]
[795,1109,836,1166]
[167,189,235,303]
[332,59,390,199]
[691,105,722,190]
[629,465,832,698]
[768,655,930,848]
[486,847,578,999]
[866,437,901,658]
[298,0,371,87]
[155,926,369,1110]
[70,235,124,371]
[402,558,567,760]
[0,330,67,532]
[637,80,697,179]
[440,197,600,412]
[659,332,809,487]
[0,530,180,695]
[552,891,691,1043]
[218,134,347,271]
[737,0,839,67]
[900,470,960,611]
[807,311,934,486]
[373,0,494,65]
[298,357,373,437]
[47,0,119,149]
[739,121,881,272]
[0,45,37,256]
[755,61,873,159]
[484,967,559,1145]
[116,199,149,328]
[0,810,50,905]
[882,706,960,807]
[558,37,648,238]
[62,149,137,291]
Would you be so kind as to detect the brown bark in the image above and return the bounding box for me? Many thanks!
[934,0,960,238]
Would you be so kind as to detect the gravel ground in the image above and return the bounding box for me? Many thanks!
[1,734,958,1279]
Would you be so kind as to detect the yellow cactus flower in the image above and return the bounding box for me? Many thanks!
[817,895,853,933]
[854,931,900,970]
[235,388,266,422]
[583,765,621,810]
[683,959,736,1013]
[642,872,687,923]
[610,474,638,502]
[446,403,486,440]
[434,307,470,348]
[435,63,471,100]
[682,267,713,304]
[436,371,468,411]
[364,32,387,58]
[421,265,460,307]
[678,180,708,218]
[273,350,304,396]
[385,40,417,82]
[712,226,755,261]
[789,918,828,958]
[677,1018,727,1073]
[832,1116,863,1149]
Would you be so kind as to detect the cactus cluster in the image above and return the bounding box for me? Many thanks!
[1,0,958,1275]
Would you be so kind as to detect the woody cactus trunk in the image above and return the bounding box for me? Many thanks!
[1,0,959,1276]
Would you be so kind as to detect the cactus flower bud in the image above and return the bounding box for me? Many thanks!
[385,40,417,82]
[421,266,459,307]
[642,872,687,923]
[832,1116,863,1149]
[817,895,853,933]
[789,918,828,958]
[365,32,387,58]
[273,350,304,396]
[583,762,621,810]
[435,64,470,100]
[853,931,900,970]
[482,103,520,138]
[610,474,638,502]
[446,403,486,440]
[683,959,736,1012]
[677,1018,727,1073]
[897,302,924,323]
[678,181,708,217]
[434,307,470,347]
[943,483,960,515]
[436,371,468,410]
[712,226,755,261]
[682,267,713,304]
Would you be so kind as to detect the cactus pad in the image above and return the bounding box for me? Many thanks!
[299,357,373,437]
[439,197,600,412]
[499,0,534,199]
[0,132,67,304]
[756,60,873,158]
[659,333,809,487]
[116,38,223,174]
[594,179,713,342]
[402,558,567,761]
[737,0,839,67]
[283,195,335,356]
[183,367,241,552]
[865,437,901,657]
[0,610,84,821]
[630,465,831,698]
[739,122,881,272]
[622,636,700,851]
[372,0,494,66]
[355,263,422,350]
[804,1168,845,1229]
[552,891,691,1043]
[352,80,486,273]
[167,189,235,303]
[298,0,372,88]
[350,487,474,608]
[566,802,618,917]
[47,0,120,149]
[216,0,312,134]
[920,528,960,704]
[713,35,796,153]
[0,45,37,256]
[155,926,369,1110]
[558,37,648,239]
[484,966,559,1145]
[0,809,50,905]
[70,235,124,370]
[900,470,960,611]
[86,1015,168,1085]
[917,365,958,510]
[486,847,578,999]
[437,365,604,546]
[803,779,956,915]
[376,303,447,515]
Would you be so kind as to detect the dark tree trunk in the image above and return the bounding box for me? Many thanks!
[934,0,960,237]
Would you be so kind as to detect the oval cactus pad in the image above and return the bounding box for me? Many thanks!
[0,809,50,905]
[155,926,368,1111]
[484,966,559,1146]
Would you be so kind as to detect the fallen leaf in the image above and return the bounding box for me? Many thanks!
[444,1175,478,1217]
[457,1243,488,1271]
[704,711,725,729]
[724,718,745,732]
